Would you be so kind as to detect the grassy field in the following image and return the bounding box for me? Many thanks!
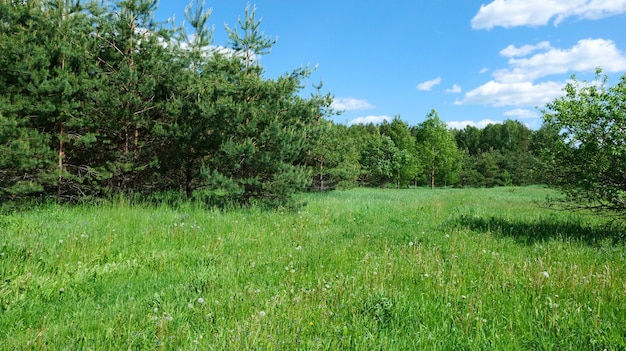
[1,186,625,350]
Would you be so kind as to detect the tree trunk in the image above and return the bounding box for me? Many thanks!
[431,169,435,189]
[319,155,324,192]
[58,122,64,200]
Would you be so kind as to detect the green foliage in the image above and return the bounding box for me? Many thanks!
[357,128,399,187]
[305,121,361,191]
[225,3,277,72]
[380,116,421,187]
[0,113,55,199]
[542,70,626,216]
[413,109,462,188]
[455,120,540,187]
[0,1,332,207]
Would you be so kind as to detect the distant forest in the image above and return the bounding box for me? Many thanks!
[0,1,562,207]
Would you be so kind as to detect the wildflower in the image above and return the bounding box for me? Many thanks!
[59,287,65,294]
[409,241,414,247]
[259,310,266,317]
[197,297,205,305]
[541,271,550,278]
[296,245,302,251]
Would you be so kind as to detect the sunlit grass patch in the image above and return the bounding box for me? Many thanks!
[1,186,625,349]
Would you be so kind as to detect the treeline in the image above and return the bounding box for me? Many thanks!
[311,115,555,190]
[1,1,555,207]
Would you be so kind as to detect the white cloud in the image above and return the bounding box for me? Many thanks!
[494,39,626,83]
[445,84,462,94]
[472,0,626,29]
[447,119,502,129]
[459,39,626,107]
[500,41,552,57]
[331,97,374,111]
[479,67,489,74]
[416,77,442,91]
[461,80,565,107]
[504,108,539,119]
[348,115,392,125]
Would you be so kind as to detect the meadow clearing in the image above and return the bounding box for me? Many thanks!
[0,186,625,350]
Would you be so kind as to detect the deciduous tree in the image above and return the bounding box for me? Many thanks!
[413,109,461,188]
[542,70,626,216]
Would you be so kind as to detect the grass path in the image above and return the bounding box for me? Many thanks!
[1,187,624,350]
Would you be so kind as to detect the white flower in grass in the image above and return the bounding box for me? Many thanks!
[409,241,414,247]
[197,297,205,305]
[259,310,266,317]
[541,271,550,278]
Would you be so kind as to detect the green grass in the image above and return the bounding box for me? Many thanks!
[1,186,625,350]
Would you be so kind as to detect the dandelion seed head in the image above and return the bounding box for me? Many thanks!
[259,310,266,317]
[197,297,205,304]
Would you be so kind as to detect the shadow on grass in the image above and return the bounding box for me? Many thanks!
[454,214,625,246]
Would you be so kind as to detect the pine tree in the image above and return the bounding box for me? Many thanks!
[199,4,330,207]
[90,0,177,194]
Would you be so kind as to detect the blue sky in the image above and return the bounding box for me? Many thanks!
[154,0,626,129]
